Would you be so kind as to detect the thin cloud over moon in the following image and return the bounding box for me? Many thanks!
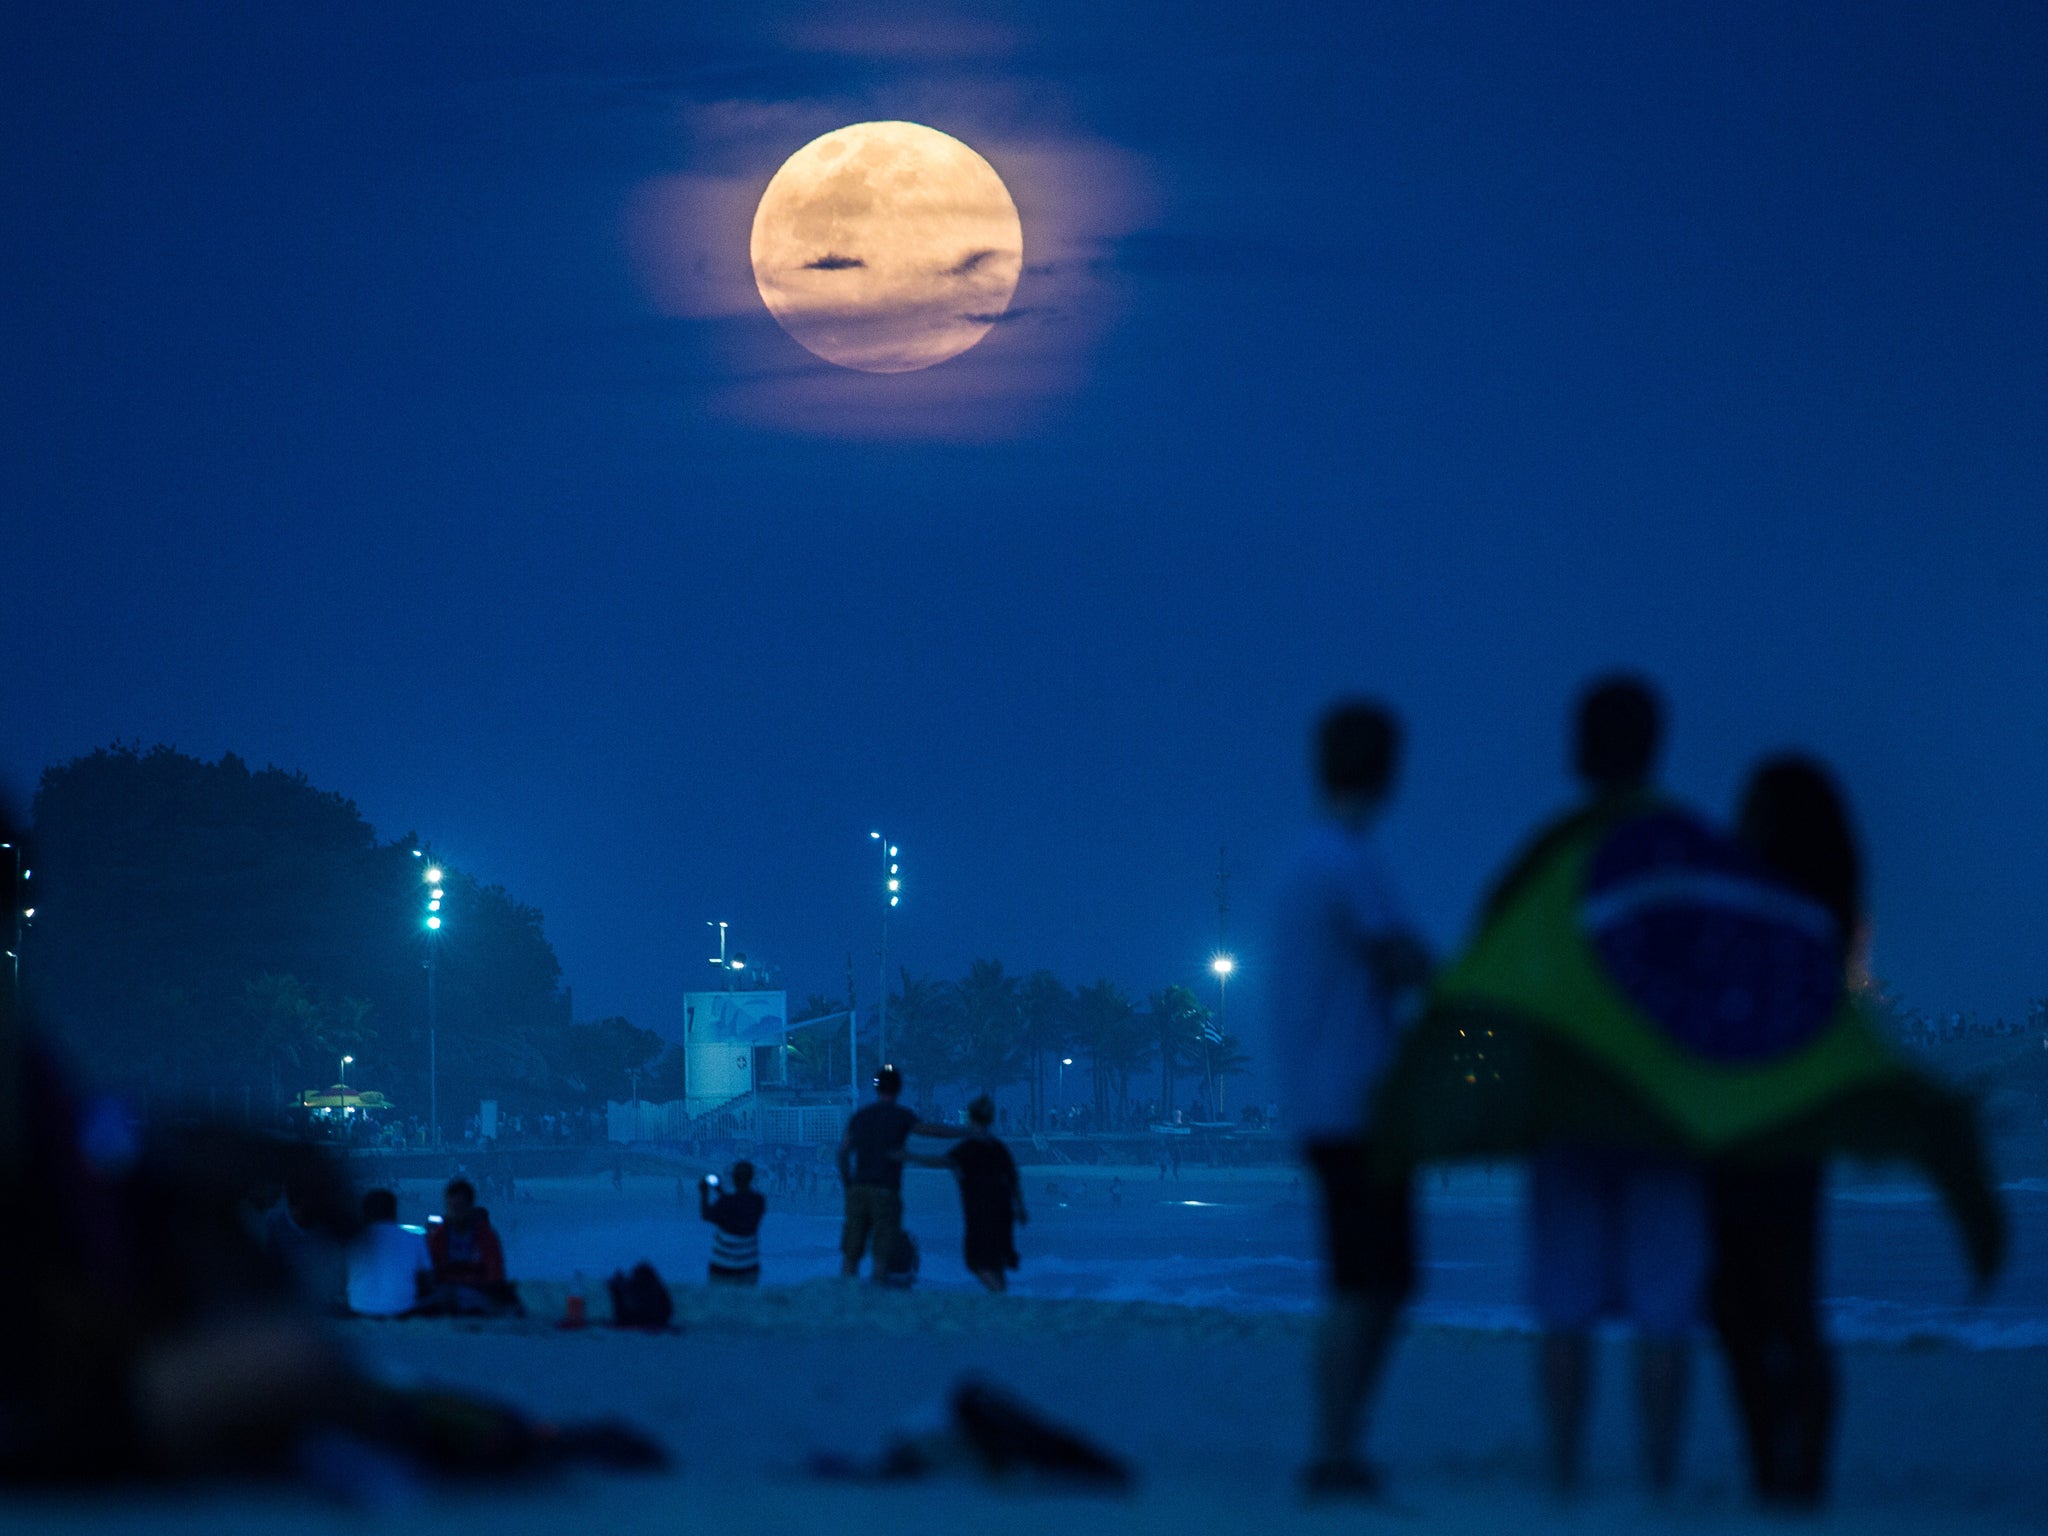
[623,68,1154,438]
[749,121,1022,373]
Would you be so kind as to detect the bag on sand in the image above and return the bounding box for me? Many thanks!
[606,1263,675,1329]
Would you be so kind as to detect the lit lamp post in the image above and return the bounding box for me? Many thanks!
[416,852,446,1147]
[1209,954,1235,1117]
[340,1052,354,1084]
[868,831,900,1066]
[0,841,21,1009]
[707,921,747,989]
[1059,1056,1073,1118]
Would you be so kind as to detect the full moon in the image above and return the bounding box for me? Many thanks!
[749,122,1023,374]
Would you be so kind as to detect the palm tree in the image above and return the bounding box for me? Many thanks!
[1147,985,1209,1122]
[1019,970,1074,1129]
[954,958,1026,1098]
[1073,979,1151,1128]
[887,969,959,1097]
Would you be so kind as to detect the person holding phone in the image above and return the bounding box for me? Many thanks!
[699,1161,766,1285]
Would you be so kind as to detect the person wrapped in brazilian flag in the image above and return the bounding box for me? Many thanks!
[1369,791,2004,1284]
[1368,683,2004,1508]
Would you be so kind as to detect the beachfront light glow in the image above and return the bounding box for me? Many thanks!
[887,879,900,892]
[425,867,443,884]
[1211,955,1235,976]
[431,887,444,899]
[428,900,441,912]
[427,916,442,930]
[889,896,899,907]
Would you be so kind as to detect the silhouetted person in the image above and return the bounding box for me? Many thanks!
[1270,699,1433,1498]
[262,1162,348,1314]
[1519,676,1700,1495]
[836,1067,958,1281]
[423,1178,518,1315]
[700,1160,766,1285]
[347,1187,429,1317]
[906,1095,1027,1292]
[1712,756,1858,1509]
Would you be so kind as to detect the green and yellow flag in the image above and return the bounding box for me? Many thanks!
[1371,805,2005,1283]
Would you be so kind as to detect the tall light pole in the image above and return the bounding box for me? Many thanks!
[0,843,20,1010]
[1059,1057,1073,1117]
[417,852,445,1147]
[868,832,900,1068]
[340,1052,354,1085]
[1209,954,1235,1117]
[708,921,746,989]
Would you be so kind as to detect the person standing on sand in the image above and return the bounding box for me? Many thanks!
[904,1095,1028,1292]
[1270,699,1433,1499]
[837,1067,959,1281]
[1509,677,1703,1497]
[1710,757,1859,1509]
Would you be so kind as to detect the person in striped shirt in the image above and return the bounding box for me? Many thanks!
[699,1161,766,1285]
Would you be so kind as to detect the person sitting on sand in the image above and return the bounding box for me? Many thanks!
[1270,698,1434,1499]
[904,1095,1028,1292]
[837,1066,961,1282]
[422,1178,520,1315]
[347,1187,430,1317]
[700,1161,767,1285]
[262,1163,349,1314]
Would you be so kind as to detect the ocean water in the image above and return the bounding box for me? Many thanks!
[389,1162,2048,1351]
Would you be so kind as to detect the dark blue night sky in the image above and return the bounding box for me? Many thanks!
[6,2,2045,1084]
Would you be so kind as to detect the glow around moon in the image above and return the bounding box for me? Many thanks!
[749,122,1023,373]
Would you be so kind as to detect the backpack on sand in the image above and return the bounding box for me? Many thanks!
[607,1262,675,1329]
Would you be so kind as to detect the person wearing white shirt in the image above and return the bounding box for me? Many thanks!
[346,1187,430,1318]
[1268,700,1433,1499]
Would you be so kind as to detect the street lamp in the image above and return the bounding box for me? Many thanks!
[422,859,445,1146]
[708,921,747,989]
[340,1053,354,1084]
[1059,1057,1073,1116]
[1209,954,1235,1117]
[868,831,900,1065]
[0,842,21,1010]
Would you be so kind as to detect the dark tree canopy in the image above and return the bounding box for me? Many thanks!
[29,745,571,1116]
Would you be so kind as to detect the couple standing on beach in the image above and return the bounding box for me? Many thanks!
[1276,676,2003,1508]
[838,1066,1029,1293]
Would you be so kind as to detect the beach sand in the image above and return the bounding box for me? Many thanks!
[6,1280,2041,1534]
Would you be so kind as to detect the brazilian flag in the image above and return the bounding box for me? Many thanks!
[1369,801,2005,1284]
